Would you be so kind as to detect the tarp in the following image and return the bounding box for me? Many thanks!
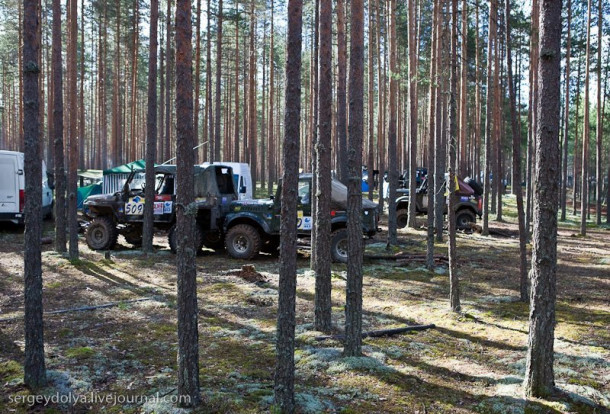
[77,183,102,210]
[103,159,147,175]
[331,179,378,209]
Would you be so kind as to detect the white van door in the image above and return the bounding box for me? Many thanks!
[0,155,20,214]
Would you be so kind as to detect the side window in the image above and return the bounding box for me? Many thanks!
[298,181,310,205]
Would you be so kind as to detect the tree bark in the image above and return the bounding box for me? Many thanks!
[175,0,201,406]
[482,0,497,236]
[448,0,460,312]
[426,0,439,270]
[247,1,257,181]
[505,0,528,302]
[336,0,348,185]
[313,0,333,333]
[344,0,364,358]
[560,0,571,221]
[581,0,592,235]
[194,0,203,162]
[386,0,398,245]
[595,0,602,225]
[214,0,223,162]
[273,0,302,410]
[524,0,562,398]
[68,0,79,260]
[23,0,47,389]
[142,0,159,253]
[52,0,66,254]
[406,0,418,229]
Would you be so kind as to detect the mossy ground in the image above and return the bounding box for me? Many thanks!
[0,196,608,413]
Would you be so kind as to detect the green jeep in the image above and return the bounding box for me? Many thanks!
[223,173,378,262]
[83,164,237,251]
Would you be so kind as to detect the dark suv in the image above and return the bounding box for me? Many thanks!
[395,176,482,230]
[83,164,237,251]
[223,173,378,262]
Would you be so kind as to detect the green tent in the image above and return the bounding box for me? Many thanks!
[102,159,148,175]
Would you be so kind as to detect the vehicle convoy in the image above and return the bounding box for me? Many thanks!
[223,173,379,262]
[395,176,483,230]
[83,164,237,251]
[0,150,54,224]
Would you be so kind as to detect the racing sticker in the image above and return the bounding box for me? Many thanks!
[163,201,173,214]
[297,210,312,230]
[125,197,145,215]
[153,202,164,215]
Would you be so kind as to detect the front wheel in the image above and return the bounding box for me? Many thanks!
[201,230,225,250]
[86,216,118,250]
[455,209,476,230]
[396,209,409,229]
[225,224,262,260]
[330,229,349,263]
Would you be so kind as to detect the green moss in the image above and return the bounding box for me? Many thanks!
[0,360,23,382]
[567,377,602,389]
[46,281,62,289]
[65,346,95,360]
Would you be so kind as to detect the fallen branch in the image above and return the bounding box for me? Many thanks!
[0,298,153,323]
[315,324,436,341]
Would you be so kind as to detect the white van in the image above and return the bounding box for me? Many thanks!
[0,150,54,224]
[200,162,253,200]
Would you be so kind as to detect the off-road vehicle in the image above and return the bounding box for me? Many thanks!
[395,176,482,230]
[83,164,237,251]
[223,174,379,262]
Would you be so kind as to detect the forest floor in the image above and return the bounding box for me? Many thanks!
[0,195,609,413]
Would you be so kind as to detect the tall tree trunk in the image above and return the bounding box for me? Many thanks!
[273,0,302,409]
[23,0,46,389]
[142,0,158,253]
[68,0,79,260]
[175,0,201,406]
[474,0,481,180]
[313,0,332,333]
[376,0,385,213]
[581,0,592,235]
[205,0,213,161]
[448,0,460,312]
[129,0,139,161]
[234,0,241,162]
[406,0,418,229]
[165,0,173,162]
[159,23,165,162]
[524,0,561,398]
[505,0,528,302]
[52,0,66,254]
[595,0,602,225]
[112,0,121,165]
[336,0,348,185]
[387,0,398,244]
[560,0,571,221]
[459,0,468,177]
[526,0,540,237]
[426,0,439,270]
[79,0,85,167]
[572,53,582,215]
[482,0,497,236]
[247,1,257,180]
[366,0,375,199]
[18,0,24,151]
[267,1,275,192]
[194,0,202,162]
[344,0,364,358]
[214,0,223,162]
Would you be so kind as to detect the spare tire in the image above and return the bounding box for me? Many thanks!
[464,177,483,196]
